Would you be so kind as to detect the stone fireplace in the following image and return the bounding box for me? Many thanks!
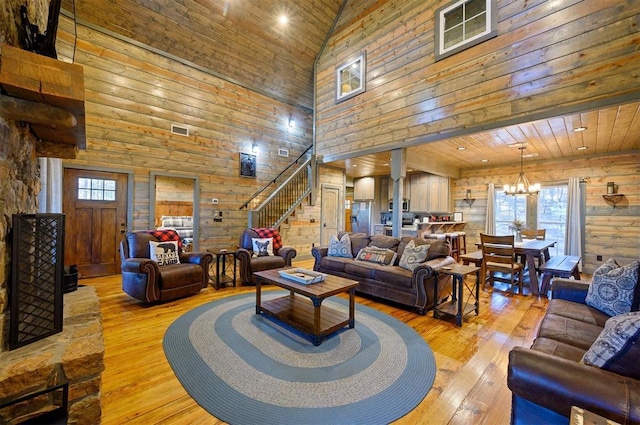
[0,2,101,423]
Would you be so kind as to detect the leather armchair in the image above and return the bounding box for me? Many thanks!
[120,231,213,302]
[236,228,297,285]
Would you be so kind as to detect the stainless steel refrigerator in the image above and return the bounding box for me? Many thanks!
[351,201,372,234]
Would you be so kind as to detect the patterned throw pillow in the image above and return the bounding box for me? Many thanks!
[149,241,180,266]
[355,246,397,266]
[328,234,352,258]
[585,259,640,317]
[581,311,640,379]
[399,240,430,271]
[252,238,274,257]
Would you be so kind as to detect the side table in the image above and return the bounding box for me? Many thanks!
[434,264,480,327]
[207,248,237,289]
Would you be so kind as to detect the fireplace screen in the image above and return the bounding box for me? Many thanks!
[10,214,64,350]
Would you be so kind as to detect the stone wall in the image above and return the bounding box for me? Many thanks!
[0,0,48,356]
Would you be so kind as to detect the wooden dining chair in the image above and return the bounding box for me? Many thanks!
[521,229,546,240]
[519,229,546,273]
[480,233,525,295]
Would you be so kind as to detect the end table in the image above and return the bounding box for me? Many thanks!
[434,264,480,327]
[207,248,237,289]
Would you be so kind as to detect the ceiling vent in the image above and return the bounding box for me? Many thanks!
[278,148,289,157]
[171,124,189,137]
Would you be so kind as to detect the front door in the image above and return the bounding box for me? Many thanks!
[321,185,340,246]
[63,169,128,278]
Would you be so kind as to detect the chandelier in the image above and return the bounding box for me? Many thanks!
[503,146,540,196]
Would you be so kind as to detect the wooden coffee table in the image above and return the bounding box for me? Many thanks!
[254,269,358,346]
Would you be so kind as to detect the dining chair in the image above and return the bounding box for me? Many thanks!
[519,229,546,273]
[480,233,525,295]
[521,229,546,240]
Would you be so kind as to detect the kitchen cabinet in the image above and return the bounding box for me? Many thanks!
[429,175,450,212]
[354,177,375,200]
[408,174,450,212]
[386,176,411,204]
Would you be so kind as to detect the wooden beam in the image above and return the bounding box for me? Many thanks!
[36,140,78,159]
[0,94,77,128]
[0,43,86,153]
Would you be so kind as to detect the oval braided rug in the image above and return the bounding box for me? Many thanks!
[163,291,436,425]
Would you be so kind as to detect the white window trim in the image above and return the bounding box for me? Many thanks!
[336,52,366,103]
[435,0,498,61]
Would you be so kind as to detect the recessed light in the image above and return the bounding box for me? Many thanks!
[481,159,489,163]
[457,146,466,151]
[278,15,288,25]
[352,164,358,167]
[573,126,587,132]
[577,146,589,151]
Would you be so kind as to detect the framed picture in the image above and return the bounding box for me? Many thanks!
[336,52,366,103]
[239,153,256,178]
[453,212,463,222]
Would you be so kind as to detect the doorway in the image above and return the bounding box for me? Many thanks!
[320,184,341,246]
[63,168,128,278]
[149,172,200,251]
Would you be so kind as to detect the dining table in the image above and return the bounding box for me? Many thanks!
[475,239,556,295]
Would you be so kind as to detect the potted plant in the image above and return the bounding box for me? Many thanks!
[508,220,525,242]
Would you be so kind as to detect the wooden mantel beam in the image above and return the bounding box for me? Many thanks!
[0,44,86,158]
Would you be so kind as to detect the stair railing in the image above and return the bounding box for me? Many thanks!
[240,146,313,228]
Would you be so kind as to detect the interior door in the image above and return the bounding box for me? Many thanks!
[63,168,128,278]
[321,185,340,246]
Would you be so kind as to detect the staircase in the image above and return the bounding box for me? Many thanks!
[240,147,314,229]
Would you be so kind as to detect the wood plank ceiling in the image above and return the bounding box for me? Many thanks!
[61,0,640,176]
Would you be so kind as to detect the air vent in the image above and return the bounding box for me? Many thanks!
[278,148,289,157]
[171,124,189,136]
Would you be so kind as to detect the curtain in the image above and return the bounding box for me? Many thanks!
[38,158,63,213]
[485,182,496,235]
[565,176,582,258]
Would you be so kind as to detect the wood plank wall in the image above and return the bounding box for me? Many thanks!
[453,152,640,274]
[55,15,317,251]
[315,0,640,162]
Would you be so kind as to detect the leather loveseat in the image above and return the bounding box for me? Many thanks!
[312,232,456,315]
[508,278,640,424]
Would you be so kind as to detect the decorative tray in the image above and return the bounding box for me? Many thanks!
[278,268,326,284]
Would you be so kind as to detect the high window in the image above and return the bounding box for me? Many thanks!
[435,0,497,61]
[336,53,366,102]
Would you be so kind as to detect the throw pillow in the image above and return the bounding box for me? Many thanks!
[327,234,352,258]
[399,240,430,272]
[581,311,640,380]
[252,238,274,257]
[585,259,640,317]
[355,246,397,266]
[149,241,180,266]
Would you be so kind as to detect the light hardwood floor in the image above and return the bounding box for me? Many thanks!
[86,259,551,425]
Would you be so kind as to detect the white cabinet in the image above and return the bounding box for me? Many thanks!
[409,174,429,212]
[354,177,375,200]
[387,176,411,201]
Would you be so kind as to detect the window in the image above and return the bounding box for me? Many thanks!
[495,190,527,236]
[435,0,497,61]
[78,178,116,201]
[538,185,567,256]
[494,184,568,255]
[336,53,366,102]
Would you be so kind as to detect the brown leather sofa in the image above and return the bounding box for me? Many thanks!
[236,228,297,285]
[508,278,640,424]
[120,231,213,302]
[312,232,456,315]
